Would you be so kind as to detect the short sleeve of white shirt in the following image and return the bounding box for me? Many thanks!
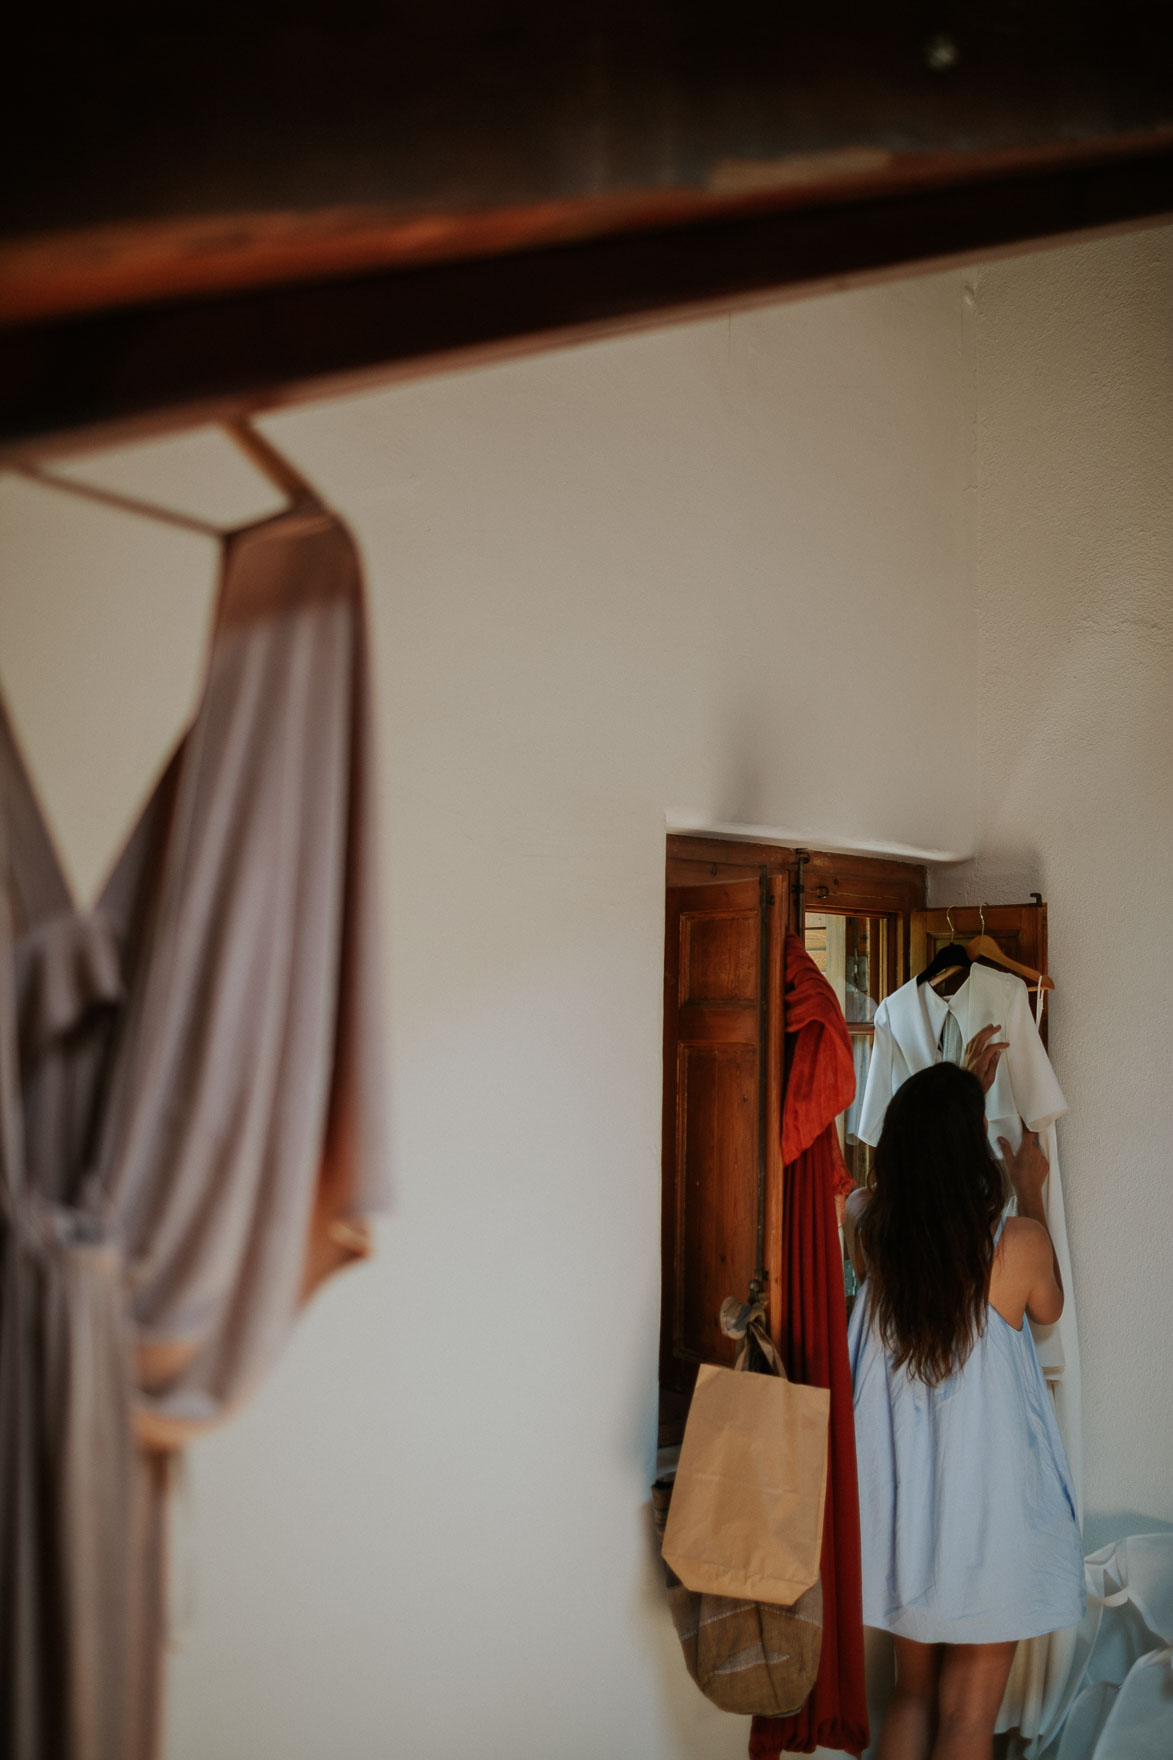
[856,998,896,1148]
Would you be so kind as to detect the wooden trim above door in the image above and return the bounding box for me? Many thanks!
[667,835,926,911]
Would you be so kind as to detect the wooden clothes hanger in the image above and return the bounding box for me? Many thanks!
[965,903,1055,993]
[9,416,317,533]
[222,416,317,504]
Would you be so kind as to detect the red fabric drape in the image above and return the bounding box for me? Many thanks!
[750,934,869,1759]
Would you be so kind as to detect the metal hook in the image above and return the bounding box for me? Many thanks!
[979,902,986,934]
[946,905,955,936]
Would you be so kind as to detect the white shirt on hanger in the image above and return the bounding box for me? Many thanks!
[857,962,1066,1153]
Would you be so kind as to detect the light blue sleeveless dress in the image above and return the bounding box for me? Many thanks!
[848,1228,1085,1644]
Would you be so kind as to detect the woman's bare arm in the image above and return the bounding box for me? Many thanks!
[997,1129,1064,1323]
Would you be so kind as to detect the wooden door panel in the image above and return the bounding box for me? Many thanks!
[680,904,760,1003]
[674,1005,761,1045]
[676,1044,758,1368]
[661,875,762,1398]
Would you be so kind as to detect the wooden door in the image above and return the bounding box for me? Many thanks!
[660,837,927,1442]
[912,902,1051,1045]
[659,870,786,1414]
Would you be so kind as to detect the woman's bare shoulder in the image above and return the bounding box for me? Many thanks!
[999,1215,1051,1261]
[844,1186,872,1224]
[991,1215,1060,1326]
[999,1214,1063,1324]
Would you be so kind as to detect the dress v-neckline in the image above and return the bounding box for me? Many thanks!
[0,499,324,933]
[2,684,171,932]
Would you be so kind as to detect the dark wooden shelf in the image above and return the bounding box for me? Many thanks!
[4,5,1173,450]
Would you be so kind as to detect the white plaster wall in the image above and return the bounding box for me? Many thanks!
[0,273,971,1760]
[932,223,1173,1549]
[2,222,1170,1758]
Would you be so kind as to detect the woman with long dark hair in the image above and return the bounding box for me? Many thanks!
[847,1035,1084,1760]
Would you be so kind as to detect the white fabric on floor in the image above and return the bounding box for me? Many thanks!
[1020,1535,1173,1760]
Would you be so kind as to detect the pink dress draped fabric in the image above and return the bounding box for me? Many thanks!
[0,499,390,1760]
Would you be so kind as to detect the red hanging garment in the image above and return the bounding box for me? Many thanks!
[750,933,868,1760]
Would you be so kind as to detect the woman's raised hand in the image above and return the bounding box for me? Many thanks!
[962,1022,1010,1092]
[998,1128,1050,1207]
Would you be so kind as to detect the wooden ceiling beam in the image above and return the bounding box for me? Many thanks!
[3,6,1172,450]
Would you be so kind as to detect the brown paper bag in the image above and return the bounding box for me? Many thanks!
[662,1344,829,1606]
